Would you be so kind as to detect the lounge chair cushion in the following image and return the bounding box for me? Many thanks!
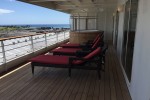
[30,55,69,65]
[51,48,81,54]
[93,34,100,43]
[30,48,101,65]
[61,43,80,47]
[92,37,100,49]
[73,47,101,64]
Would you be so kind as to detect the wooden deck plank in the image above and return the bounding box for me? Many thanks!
[26,69,62,100]
[74,71,89,100]
[0,65,30,89]
[49,72,71,100]
[104,47,111,100]
[31,69,61,100]
[63,70,82,100]
[92,79,100,100]
[38,70,66,100]
[15,69,54,100]
[0,45,131,100]
[99,71,105,100]
[80,71,93,100]
[111,47,131,100]
[68,70,85,100]
[109,49,117,100]
[9,68,51,99]
[0,66,43,99]
[86,71,97,100]
[33,69,67,100]
[55,71,80,100]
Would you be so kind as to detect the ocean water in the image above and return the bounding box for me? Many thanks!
[0,24,70,29]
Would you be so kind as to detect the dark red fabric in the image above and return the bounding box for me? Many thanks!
[30,48,101,65]
[51,48,81,54]
[93,34,100,43]
[92,37,101,49]
[61,43,80,47]
[73,47,101,64]
[30,55,69,65]
[84,47,101,59]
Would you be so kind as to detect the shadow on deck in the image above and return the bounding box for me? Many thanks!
[0,45,131,100]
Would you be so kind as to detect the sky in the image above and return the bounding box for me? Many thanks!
[0,0,70,25]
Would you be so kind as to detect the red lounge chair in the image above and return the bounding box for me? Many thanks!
[30,47,102,79]
[60,33,103,48]
[51,37,101,56]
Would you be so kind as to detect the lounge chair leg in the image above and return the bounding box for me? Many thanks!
[97,68,101,80]
[103,55,106,72]
[69,68,71,77]
[31,63,34,75]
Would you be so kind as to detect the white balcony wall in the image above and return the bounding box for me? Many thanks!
[71,9,115,42]
[87,19,96,30]
[79,19,86,30]
[97,12,105,31]
[117,11,125,59]
[130,0,150,100]
[104,9,114,42]
[116,0,150,100]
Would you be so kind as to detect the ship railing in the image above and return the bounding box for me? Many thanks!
[0,30,70,65]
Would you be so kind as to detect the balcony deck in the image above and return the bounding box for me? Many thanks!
[0,45,131,100]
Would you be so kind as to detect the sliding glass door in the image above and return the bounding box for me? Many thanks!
[121,0,138,81]
[113,11,119,49]
[114,11,119,49]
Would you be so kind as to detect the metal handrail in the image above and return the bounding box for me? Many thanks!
[4,44,31,52]
[0,30,68,41]
[0,30,70,65]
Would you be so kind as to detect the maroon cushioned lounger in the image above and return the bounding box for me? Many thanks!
[30,47,102,79]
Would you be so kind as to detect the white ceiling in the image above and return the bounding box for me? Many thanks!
[19,0,118,14]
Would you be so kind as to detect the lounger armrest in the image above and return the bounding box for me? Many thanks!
[69,57,84,65]
[80,43,92,48]
[81,46,92,51]
[69,57,100,65]
[99,41,104,47]
[81,41,104,51]
[102,44,108,55]
[82,40,93,44]
[69,57,85,62]
[86,40,93,43]
[75,50,91,57]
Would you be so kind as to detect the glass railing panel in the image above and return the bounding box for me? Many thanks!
[0,43,4,65]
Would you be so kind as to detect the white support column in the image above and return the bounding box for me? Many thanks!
[44,33,47,47]
[56,32,58,43]
[64,31,65,39]
[1,41,6,64]
[30,36,34,52]
[96,13,98,30]
[78,15,80,32]
[72,16,74,31]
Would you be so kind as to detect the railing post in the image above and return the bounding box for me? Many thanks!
[64,31,66,39]
[1,41,6,64]
[45,33,47,47]
[30,36,34,53]
[56,32,58,43]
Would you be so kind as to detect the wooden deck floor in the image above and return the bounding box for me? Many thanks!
[0,46,131,100]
